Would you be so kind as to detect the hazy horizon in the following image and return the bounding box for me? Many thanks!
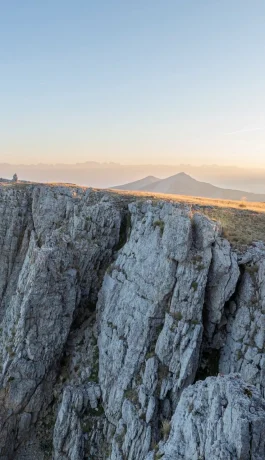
[1,1,265,168]
[2,159,265,173]
[2,160,265,170]
[2,159,265,168]
[2,161,265,194]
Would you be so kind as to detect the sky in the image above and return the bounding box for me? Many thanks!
[0,0,265,167]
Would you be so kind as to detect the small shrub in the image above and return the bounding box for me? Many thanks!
[155,454,163,460]
[153,220,165,235]
[197,264,205,271]
[161,419,171,440]
[6,346,15,357]
[236,350,243,361]
[244,387,252,398]
[88,361,99,383]
[146,351,156,360]
[81,420,91,433]
[193,254,203,262]
[124,388,138,404]
[245,264,259,275]
[191,281,198,291]
[171,311,182,321]
[88,404,104,416]
[191,319,199,325]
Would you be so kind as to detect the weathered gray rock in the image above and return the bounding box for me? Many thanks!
[97,204,227,458]
[219,254,265,397]
[0,186,32,320]
[98,204,220,420]
[204,237,240,341]
[147,375,265,460]
[53,384,101,460]
[0,184,264,460]
[0,185,123,458]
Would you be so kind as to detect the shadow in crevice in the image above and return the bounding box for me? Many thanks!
[195,266,244,383]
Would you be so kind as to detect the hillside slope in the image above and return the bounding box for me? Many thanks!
[0,183,265,459]
[113,175,160,191]
[115,172,265,202]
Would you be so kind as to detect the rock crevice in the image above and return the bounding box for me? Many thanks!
[0,185,264,460]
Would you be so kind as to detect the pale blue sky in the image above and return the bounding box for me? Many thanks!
[1,1,265,166]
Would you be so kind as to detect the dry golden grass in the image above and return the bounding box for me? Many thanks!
[0,181,82,189]
[202,207,265,247]
[107,188,265,213]
[2,182,265,247]
[107,189,265,248]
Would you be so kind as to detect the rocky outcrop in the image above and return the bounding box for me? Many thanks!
[0,184,264,459]
[53,384,102,460]
[204,237,240,341]
[219,250,265,397]
[147,374,265,460]
[97,203,223,459]
[0,185,123,458]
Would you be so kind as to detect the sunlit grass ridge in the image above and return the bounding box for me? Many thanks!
[108,189,265,248]
[3,181,265,248]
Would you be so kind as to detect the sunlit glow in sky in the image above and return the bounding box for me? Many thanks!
[1,1,265,166]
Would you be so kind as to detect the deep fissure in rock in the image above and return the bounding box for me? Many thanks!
[195,264,244,383]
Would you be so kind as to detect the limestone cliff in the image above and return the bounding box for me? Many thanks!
[0,184,264,460]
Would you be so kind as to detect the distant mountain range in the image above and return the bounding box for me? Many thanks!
[113,175,160,191]
[1,162,265,193]
[113,172,265,202]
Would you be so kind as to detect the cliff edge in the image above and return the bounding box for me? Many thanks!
[0,184,264,460]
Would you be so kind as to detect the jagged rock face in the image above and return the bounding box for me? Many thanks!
[219,254,265,397]
[146,375,265,460]
[0,186,123,459]
[97,203,220,458]
[0,187,32,319]
[0,184,264,460]
[53,384,102,460]
[204,237,240,341]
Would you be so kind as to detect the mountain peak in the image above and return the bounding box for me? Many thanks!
[178,171,189,176]
[171,172,196,182]
[113,172,265,202]
[176,171,192,178]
